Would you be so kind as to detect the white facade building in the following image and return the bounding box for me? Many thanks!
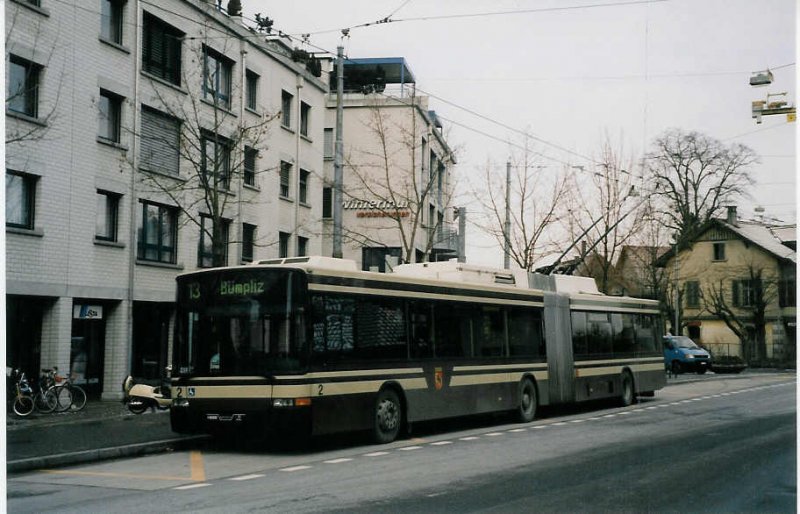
[5,0,326,398]
[321,57,459,271]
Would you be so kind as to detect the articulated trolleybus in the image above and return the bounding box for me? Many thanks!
[170,257,665,443]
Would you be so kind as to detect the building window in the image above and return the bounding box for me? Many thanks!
[140,106,180,175]
[297,236,308,257]
[322,186,332,219]
[733,279,760,308]
[299,169,309,204]
[202,46,232,109]
[243,146,257,186]
[142,13,182,85]
[779,277,796,308]
[242,223,256,262]
[281,90,293,128]
[7,55,40,118]
[245,70,258,111]
[300,102,310,137]
[5,171,36,229]
[202,133,231,189]
[96,191,120,241]
[685,281,700,308]
[198,215,230,268]
[100,0,124,44]
[279,161,291,198]
[279,231,290,258]
[712,242,726,261]
[137,201,177,263]
[98,90,122,143]
[323,128,334,159]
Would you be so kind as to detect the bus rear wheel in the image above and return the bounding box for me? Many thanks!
[517,378,537,423]
[620,371,635,407]
[373,388,402,444]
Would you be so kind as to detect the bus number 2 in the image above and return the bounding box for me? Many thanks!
[318,384,324,396]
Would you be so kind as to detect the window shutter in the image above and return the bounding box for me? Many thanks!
[731,280,740,307]
[141,108,180,175]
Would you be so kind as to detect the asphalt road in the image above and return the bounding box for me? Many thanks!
[7,374,796,513]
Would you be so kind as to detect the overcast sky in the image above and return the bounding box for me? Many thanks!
[245,0,796,266]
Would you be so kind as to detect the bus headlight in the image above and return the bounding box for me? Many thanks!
[173,398,190,408]
[685,354,695,359]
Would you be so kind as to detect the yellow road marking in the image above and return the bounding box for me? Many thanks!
[40,469,188,481]
[190,450,206,482]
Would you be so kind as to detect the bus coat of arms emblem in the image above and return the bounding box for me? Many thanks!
[434,367,443,391]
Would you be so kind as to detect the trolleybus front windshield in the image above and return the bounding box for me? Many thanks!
[174,270,308,377]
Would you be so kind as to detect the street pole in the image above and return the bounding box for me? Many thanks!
[332,45,344,258]
[504,160,511,269]
[674,242,679,335]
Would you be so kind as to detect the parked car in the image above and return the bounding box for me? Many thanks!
[663,335,712,374]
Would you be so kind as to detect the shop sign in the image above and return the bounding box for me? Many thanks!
[73,304,103,320]
[343,199,410,218]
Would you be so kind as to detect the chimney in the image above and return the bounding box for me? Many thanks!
[726,205,738,226]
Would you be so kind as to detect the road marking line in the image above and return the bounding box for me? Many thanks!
[532,426,547,429]
[431,441,453,446]
[174,483,212,490]
[324,458,353,464]
[364,451,389,457]
[508,428,526,432]
[229,474,265,481]
[190,451,206,482]
[486,432,503,436]
[40,469,188,481]
[618,412,631,416]
[645,407,657,410]
[398,446,422,451]
[602,415,616,419]
[552,422,567,426]
[588,417,603,420]
[459,436,480,440]
[280,465,312,472]
[570,419,586,423]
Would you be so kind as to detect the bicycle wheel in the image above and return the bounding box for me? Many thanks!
[54,386,73,412]
[35,389,58,413]
[13,395,35,417]
[68,385,87,411]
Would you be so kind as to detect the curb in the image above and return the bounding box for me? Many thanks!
[7,435,210,474]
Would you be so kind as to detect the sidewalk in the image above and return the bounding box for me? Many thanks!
[6,400,207,473]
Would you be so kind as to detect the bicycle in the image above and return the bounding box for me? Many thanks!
[39,367,77,412]
[59,372,87,411]
[34,369,60,414]
[10,369,35,417]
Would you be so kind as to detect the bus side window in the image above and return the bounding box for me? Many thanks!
[410,301,433,359]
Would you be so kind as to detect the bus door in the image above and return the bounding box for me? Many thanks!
[543,292,575,404]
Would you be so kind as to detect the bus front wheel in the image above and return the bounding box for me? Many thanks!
[373,388,402,444]
[517,378,537,423]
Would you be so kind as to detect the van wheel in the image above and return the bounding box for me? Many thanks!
[620,371,635,407]
[671,361,683,375]
[373,388,402,444]
[517,378,537,423]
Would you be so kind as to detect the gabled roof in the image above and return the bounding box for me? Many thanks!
[723,221,796,263]
[656,219,797,266]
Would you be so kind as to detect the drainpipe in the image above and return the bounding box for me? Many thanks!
[294,74,303,255]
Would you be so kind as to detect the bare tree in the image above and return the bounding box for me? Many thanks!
[136,33,278,267]
[342,93,455,265]
[645,129,757,242]
[700,263,780,363]
[562,138,643,293]
[470,140,570,271]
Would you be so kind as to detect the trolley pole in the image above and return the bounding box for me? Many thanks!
[504,160,511,269]
[332,45,345,258]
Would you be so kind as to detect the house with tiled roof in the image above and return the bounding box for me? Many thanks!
[657,206,796,364]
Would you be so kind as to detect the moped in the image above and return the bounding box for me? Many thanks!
[122,370,172,414]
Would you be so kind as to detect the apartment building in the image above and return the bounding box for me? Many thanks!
[5,0,327,398]
[320,57,459,271]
